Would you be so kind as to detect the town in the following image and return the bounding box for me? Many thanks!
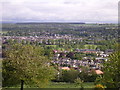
[2,25,115,74]
[1,0,119,88]
[1,22,119,89]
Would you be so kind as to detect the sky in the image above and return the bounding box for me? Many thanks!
[0,0,119,23]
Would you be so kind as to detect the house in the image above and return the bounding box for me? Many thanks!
[105,49,114,54]
[77,49,98,54]
[60,67,70,70]
[95,70,103,75]
[95,57,108,61]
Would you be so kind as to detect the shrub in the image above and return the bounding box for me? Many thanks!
[61,70,79,83]
[74,78,84,88]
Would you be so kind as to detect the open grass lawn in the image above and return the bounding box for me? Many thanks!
[46,45,57,47]
[57,48,65,51]
[84,44,97,49]
[47,82,95,88]
[0,31,8,34]
[3,82,95,89]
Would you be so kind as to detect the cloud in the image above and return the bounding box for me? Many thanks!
[1,0,119,23]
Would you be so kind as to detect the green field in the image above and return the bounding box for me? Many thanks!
[47,82,95,88]
[46,44,98,51]
[4,82,95,88]
[84,44,97,49]
[46,45,57,47]
[0,31,8,34]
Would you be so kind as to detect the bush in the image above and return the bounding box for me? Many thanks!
[78,71,97,82]
[74,78,84,88]
[94,84,105,90]
[61,70,79,83]
[95,51,120,88]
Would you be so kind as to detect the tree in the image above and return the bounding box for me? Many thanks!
[95,51,120,88]
[74,78,84,88]
[66,52,74,59]
[74,53,82,60]
[44,47,54,59]
[59,52,65,58]
[2,44,56,88]
[62,70,79,83]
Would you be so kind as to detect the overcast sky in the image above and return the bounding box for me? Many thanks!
[0,0,119,23]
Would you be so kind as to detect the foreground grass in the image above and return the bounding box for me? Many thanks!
[47,82,95,88]
[3,82,95,88]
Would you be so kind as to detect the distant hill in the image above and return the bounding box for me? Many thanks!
[16,22,86,24]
